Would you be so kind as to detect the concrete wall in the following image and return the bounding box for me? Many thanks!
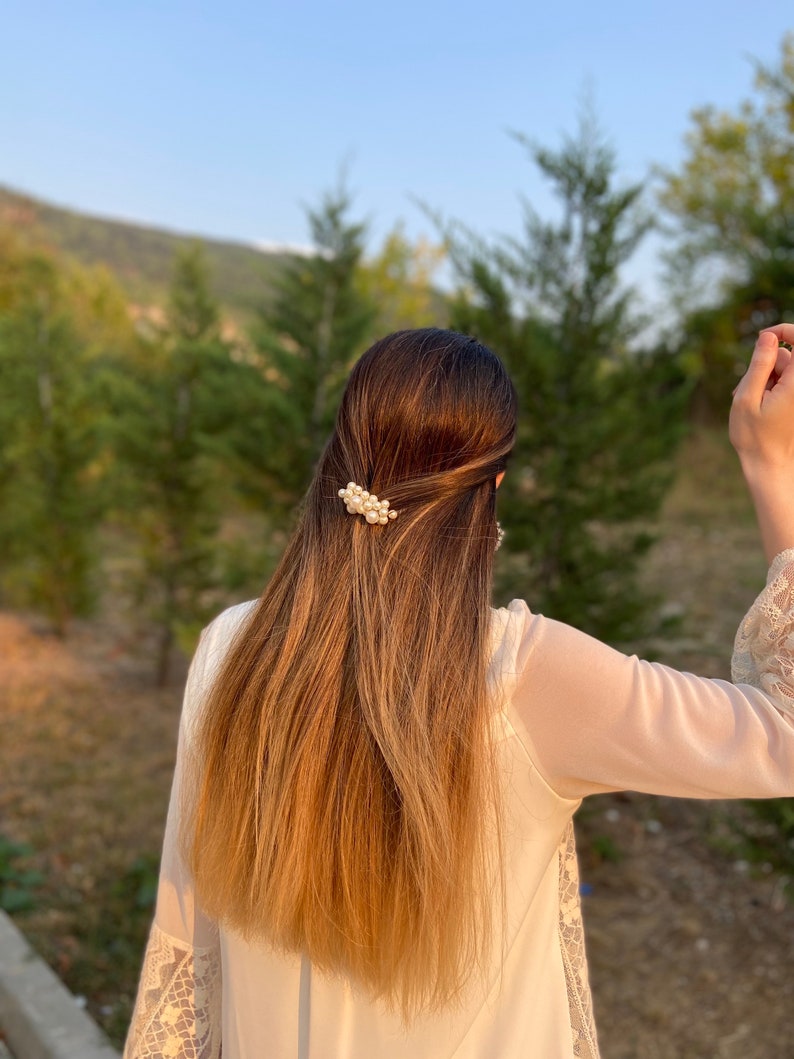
[0,911,120,1059]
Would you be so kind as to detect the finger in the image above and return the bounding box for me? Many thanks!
[761,323,794,347]
[762,349,792,391]
[734,331,781,407]
[775,346,793,375]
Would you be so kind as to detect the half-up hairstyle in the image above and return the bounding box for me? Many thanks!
[185,328,518,1018]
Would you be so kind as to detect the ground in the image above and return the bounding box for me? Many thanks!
[1,430,793,1056]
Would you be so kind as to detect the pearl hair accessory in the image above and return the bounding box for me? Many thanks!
[495,522,505,550]
[338,482,398,525]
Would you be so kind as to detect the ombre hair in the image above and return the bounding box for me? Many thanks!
[185,328,518,1018]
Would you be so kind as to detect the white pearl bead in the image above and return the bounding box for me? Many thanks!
[340,482,399,526]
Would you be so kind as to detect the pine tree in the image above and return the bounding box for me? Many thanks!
[247,186,376,518]
[112,244,238,683]
[447,116,687,641]
[0,247,116,633]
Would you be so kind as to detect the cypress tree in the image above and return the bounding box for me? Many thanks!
[0,248,112,632]
[246,186,376,519]
[448,117,687,640]
[112,244,237,683]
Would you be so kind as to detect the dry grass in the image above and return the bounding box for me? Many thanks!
[1,427,793,1054]
[0,613,186,1041]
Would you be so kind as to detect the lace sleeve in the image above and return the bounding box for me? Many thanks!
[732,547,794,718]
[122,923,221,1059]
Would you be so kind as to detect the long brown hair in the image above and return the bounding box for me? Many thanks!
[186,328,518,1017]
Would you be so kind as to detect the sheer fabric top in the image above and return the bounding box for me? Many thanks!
[123,549,794,1059]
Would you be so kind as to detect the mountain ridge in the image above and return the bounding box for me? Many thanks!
[0,184,289,319]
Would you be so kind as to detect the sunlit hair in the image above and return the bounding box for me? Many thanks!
[185,328,518,1019]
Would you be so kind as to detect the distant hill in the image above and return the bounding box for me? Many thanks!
[0,185,290,320]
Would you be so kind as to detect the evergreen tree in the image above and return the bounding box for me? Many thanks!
[356,224,446,338]
[112,244,238,684]
[660,33,794,308]
[0,247,116,633]
[659,34,794,419]
[447,116,687,641]
[247,186,376,517]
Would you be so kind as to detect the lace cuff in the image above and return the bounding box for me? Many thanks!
[732,547,794,718]
[123,923,221,1059]
[558,822,599,1059]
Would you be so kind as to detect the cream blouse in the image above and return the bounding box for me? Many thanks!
[123,550,794,1059]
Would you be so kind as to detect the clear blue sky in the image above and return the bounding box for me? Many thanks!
[2,1,792,300]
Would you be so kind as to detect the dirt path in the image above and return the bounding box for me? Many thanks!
[580,793,794,1058]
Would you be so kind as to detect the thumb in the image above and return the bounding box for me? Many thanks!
[735,331,780,407]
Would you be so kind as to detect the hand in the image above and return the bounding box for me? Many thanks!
[730,324,794,562]
[730,325,794,472]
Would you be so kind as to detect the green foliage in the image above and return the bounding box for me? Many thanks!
[112,853,160,911]
[109,244,247,682]
[660,33,794,303]
[67,853,162,1045]
[659,34,794,419]
[356,224,447,338]
[247,186,376,517]
[589,834,623,865]
[739,799,794,877]
[0,242,125,632]
[0,835,45,913]
[446,114,688,640]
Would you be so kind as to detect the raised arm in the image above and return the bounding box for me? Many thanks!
[508,598,794,802]
[507,325,794,801]
[730,325,794,563]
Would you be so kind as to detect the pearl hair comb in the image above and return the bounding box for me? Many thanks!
[338,482,398,525]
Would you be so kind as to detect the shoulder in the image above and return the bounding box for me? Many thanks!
[488,599,533,703]
[489,599,594,693]
[201,600,258,658]
[181,600,258,732]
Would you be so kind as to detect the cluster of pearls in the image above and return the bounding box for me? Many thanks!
[338,482,398,525]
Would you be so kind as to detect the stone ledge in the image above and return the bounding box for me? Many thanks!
[0,911,119,1059]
